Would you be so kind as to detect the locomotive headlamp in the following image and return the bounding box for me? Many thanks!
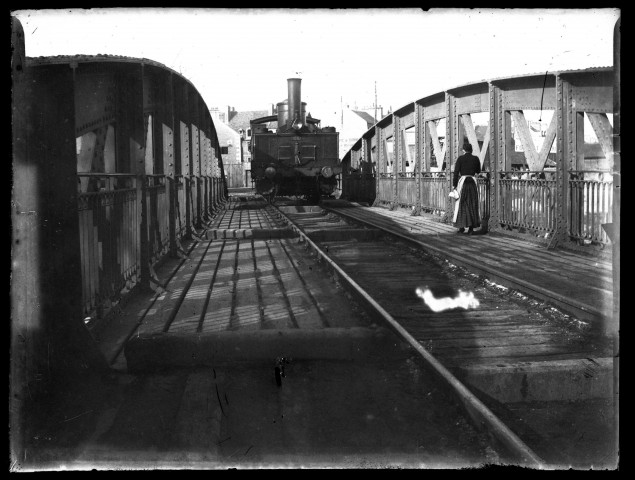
[265,166,277,179]
[321,166,334,178]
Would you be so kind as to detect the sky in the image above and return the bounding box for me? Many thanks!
[12,8,620,129]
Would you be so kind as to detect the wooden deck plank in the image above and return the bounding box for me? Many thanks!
[136,239,217,336]
[422,334,573,348]
[229,240,261,331]
[254,239,296,330]
[198,241,237,332]
[430,344,589,359]
[168,245,225,334]
[265,242,324,329]
[404,327,565,340]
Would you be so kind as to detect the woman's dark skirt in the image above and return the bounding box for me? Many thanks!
[454,177,480,228]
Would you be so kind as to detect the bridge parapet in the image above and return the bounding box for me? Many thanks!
[11,16,229,410]
[341,68,617,252]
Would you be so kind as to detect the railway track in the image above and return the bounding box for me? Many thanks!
[269,197,615,469]
[65,194,614,469]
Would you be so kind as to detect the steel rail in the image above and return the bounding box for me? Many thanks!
[270,202,546,468]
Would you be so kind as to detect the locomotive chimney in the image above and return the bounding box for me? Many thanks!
[287,78,303,128]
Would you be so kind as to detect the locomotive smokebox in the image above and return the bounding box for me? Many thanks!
[287,78,306,129]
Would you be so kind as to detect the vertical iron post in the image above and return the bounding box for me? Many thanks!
[488,82,500,232]
[373,125,381,207]
[191,120,201,230]
[135,64,151,291]
[443,92,456,223]
[392,113,399,208]
[182,86,192,239]
[414,102,423,215]
[553,74,569,248]
[164,72,177,257]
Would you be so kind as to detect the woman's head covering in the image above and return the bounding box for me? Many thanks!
[463,143,473,153]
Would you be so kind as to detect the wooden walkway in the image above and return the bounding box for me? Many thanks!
[323,200,614,327]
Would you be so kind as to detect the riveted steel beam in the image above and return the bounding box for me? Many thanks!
[392,113,399,208]
[360,134,367,172]
[373,125,382,207]
[163,73,178,257]
[587,113,614,168]
[413,102,423,215]
[510,111,539,170]
[130,64,151,291]
[443,92,456,223]
[552,74,568,248]
[488,83,501,232]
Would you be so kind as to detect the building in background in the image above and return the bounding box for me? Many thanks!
[210,108,242,188]
[321,103,384,158]
[228,105,277,187]
[210,105,277,188]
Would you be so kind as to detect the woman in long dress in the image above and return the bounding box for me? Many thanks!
[452,143,481,235]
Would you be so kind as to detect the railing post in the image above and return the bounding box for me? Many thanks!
[392,113,399,209]
[552,74,569,248]
[443,92,456,223]
[360,136,368,203]
[487,82,500,233]
[204,133,211,219]
[131,64,151,292]
[136,174,151,291]
[413,102,422,215]
[182,119,192,239]
[191,123,201,230]
[211,173,217,212]
[164,73,177,257]
[373,125,381,207]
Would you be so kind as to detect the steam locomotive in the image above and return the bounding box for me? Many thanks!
[249,78,340,202]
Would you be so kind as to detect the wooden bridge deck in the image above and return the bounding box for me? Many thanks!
[94,195,615,403]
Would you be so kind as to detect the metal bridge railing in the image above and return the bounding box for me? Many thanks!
[175,175,188,238]
[499,173,557,234]
[396,175,417,205]
[146,175,169,265]
[420,173,449,215]
[77,174,139,319]
[569,171,613,245]
[77,172,227,323]
[344,167,613,247]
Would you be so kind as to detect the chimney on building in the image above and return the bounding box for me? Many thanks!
[227,106,237,123]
